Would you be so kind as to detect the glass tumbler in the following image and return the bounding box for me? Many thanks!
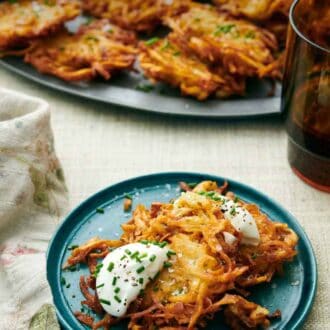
[281,0,330,192]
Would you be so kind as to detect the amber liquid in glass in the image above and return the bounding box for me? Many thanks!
[282,0,330,191]
[285,74,330,191]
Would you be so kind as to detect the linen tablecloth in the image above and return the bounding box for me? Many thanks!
[0,68,329,329]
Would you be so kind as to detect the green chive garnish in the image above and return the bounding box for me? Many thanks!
[124,194,133,200]
[149,255,156,262]
[120,255,127,261]
[137,266,145,274]
[112,277,117,286]
[107,262,114,272]
[164,261,172,268]
[100,299,111,305]
[61,277,66,285]
[139,278,144,284]
[234,196,239,203]
[159,242,167,248]
[66,283,71,288]
[96,207,104,214]
[114,296,122,303]
[140,240,149,245]
[167,250,176,257]
[125,249,132,255]
[114,287,120,293]
[68,245,79,251]
[96,283,104,288]
[145,37,160,46]
[131,251,139,259]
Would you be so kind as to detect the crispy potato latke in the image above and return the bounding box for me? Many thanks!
[0,0,81,51]
[82,0,190,33]
[65,180,298,330]
[165,3,281,79]
[24,20,137,82]
[139,35,245,100]
[213,0,292,21]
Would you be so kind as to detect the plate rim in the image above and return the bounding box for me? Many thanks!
[47,171,317,330]
[0,59,282,119]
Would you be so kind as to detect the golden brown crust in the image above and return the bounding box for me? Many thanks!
[165,3,281,79]
[212,0,292,21]
[0,0,81,52]
[139,35,245,100]
[66,180,298,330]
[82,0,190,33]
[23,20,138,82]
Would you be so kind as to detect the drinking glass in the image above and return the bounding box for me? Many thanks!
[281,0,330,192]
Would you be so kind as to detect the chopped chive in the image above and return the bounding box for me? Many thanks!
[230,208,236,216]
[173,51,181,56]
[96,263,103,270]
[164,261,172,268]
[140,240,149,245]
[167,250,176,257]
[245,31,255,39]
[135,84,154,93]
[137,266,145,274]
[149,255,156,262]
[234,196,239,203]
[66,283,71,288]
[125,249,132,255]
[145,37,160,46]
[139,253,148,259]
[114,287,120,293]
[99,299,111,305]
[96,207,104,214]
[139,289,145,297]
[153,271,160,280]
[139,278,144,284]
[60,277,66,285]
[124,194,133,200]
[153,286,159,292]
[68,265,78,272]
[159,241,167,248]
[161,40,171,51]
[214,24,236,36]
[96,283,105,288]
[112,277,117,286]
[107,262,114,272]
[120,255,127,261]
[114,296,122,303]
[68,245,79,251]
[131,251,139,259]
[187,182,198,188]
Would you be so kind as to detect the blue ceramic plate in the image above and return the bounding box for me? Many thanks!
[47,172,317,330]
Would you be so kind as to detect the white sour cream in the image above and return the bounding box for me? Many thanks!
[96,242,169,317]
[220,197,260,246]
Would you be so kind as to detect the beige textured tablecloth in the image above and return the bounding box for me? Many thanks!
[0,68,329,329]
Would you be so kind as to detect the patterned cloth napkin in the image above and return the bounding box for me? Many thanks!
[0,88,67,329]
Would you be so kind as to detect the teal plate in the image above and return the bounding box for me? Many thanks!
[47,172,317,330]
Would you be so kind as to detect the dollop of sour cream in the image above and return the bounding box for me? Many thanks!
[96,242,169,317]
[220,197,260,246]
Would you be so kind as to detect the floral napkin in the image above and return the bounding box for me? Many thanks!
[0,88,67,329]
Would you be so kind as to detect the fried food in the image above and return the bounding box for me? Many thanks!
[0,0,81,52]
[165,3,281,79]
[66,180,298,330]
[212,0,292,21]
[139,35,245,100]
[82,0,190,33]
[24,20,138,82]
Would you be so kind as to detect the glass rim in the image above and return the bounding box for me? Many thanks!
[289,0,330,54]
